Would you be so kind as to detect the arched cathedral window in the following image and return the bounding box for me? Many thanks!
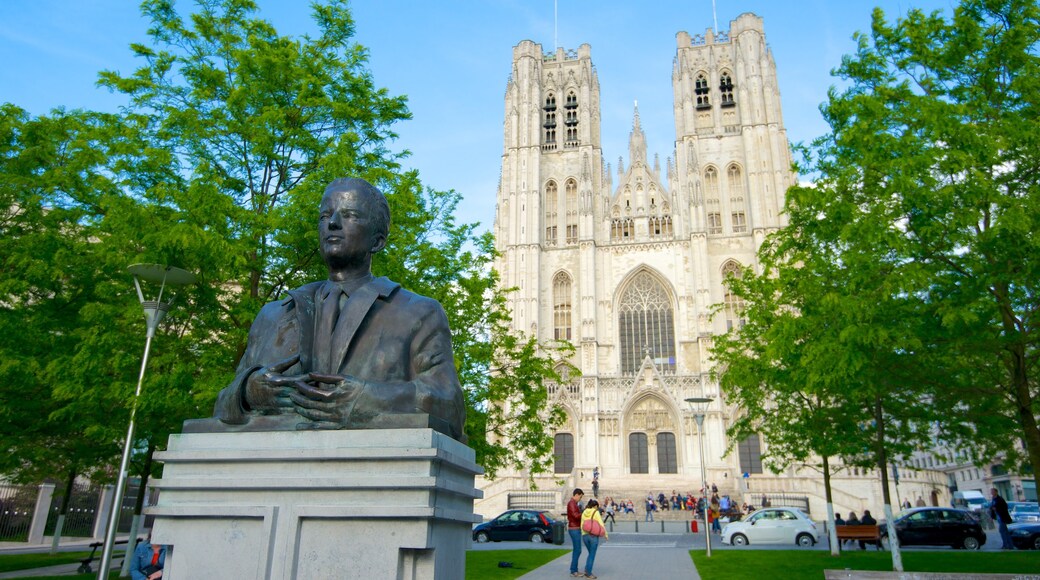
[618,272,676,374]
[543,94,557,150]
[728,164,747,233]
[722,261,746,330]
[544,180,558,245]
[705,166,721,234]
[564,91,579,146]
[565,179,578,244]
[720,71,735,106]
[553,272,572,340]
[695,73,711,109]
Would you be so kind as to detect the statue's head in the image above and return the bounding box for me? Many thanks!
[319,178,389,271]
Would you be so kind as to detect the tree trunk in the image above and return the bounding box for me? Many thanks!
[49,468,76,555]
[823,456,839,556]
[875,396,903,572]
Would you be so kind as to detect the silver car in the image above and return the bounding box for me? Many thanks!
[1008,502,1039,523]
[721,507,820,546]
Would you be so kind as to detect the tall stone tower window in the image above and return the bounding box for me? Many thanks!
[722,261,747,330]
[553,272,572,340]
[738,433,763,474]
[657,432,678,473]
[543,94,557,150]
[695,73,711,109]
[719,71,735,106]
[565,178,578,244]
[564,91,579,146]
[728,164,747,233]
[618,272,676,374]
[705,166,722,234]
[629,432,649,473]
[544,180,558,245]
[554,433,575,473]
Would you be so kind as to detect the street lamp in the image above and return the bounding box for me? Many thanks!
[685,396,713,557]
[97,264,195,580]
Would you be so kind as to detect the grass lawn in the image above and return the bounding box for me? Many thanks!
[1,549,565,580]
[690,549,1040,579]
[466,549,568,579]
[0,551,93,573]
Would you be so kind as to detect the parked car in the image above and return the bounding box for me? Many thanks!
[720,507,820,547]
[1008,521,1040,550]
[1008,502,1040,523]
[880,507,985,550]
[473,509,557,543]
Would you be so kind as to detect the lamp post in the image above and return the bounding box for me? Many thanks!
[97,264,195,580]
[685,396,713,557]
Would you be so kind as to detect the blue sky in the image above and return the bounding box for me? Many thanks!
[0,0,955,232]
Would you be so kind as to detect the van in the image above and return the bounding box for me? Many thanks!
[952,490,987,512]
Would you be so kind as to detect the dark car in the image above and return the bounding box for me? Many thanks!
[473,509,557,543]
[880,507,986,550]
[1009,522,1040,550]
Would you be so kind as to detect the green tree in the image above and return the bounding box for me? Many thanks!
[1,0,564,484]
[812,0,1040,495]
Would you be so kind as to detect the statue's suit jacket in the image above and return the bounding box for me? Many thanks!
[214,276,465,440]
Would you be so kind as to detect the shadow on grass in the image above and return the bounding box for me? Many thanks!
[467,549,568,579]
[690,549,1040,580]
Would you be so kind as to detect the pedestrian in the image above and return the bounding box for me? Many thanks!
[580,498,608,579]
[566,488,585,577]
[592,477,599,498]
[645,494,655,522]
[859,510,878,550]
[902,498,911,510]
[603,500,616,524]
[915,496,926,507]
[989,488,1015,549]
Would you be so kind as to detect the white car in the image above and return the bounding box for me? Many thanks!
[721,507,820,546]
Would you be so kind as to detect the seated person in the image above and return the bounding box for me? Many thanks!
[131,535,165,580]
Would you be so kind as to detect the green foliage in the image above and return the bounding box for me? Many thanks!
[1,0,565,484]
[714,0,1040,496]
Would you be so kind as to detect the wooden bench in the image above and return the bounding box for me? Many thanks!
[834,524,883,550]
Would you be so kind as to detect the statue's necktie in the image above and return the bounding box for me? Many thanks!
[315,287,342,374]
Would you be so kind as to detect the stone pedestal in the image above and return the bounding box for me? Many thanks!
[147,428,482,580]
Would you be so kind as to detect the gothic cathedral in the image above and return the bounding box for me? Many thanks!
[485,13,944,515]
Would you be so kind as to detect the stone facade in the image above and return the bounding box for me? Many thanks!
[484,13,947,519]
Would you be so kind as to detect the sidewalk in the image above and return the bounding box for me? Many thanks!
[519,535,701,580]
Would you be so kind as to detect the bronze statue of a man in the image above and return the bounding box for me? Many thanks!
[213,178,465,441]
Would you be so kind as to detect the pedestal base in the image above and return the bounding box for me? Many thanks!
[147,429,482,580]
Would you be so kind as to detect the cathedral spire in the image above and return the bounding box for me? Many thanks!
[628,100,647,166]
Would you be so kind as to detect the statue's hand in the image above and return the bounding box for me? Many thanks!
[290,372,365,429]
[244,354,304,413]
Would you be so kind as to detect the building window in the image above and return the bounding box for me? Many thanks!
[707,212,722,235]
[695,73,711,109]
[564,91,579,146]
[728,164,747,233]
[722,261,746,330]
[657,432,678,474]
[553,272,572,340]
[738,434,763,474]
[554,433,574,474]
[731,212,747,233]
[618,271,676,374]
[544,180,558,245]
[565,179,578,244]
[720,72,735,106]
[629,432,649,474]
[649,216,672,238]
[611,218,634,241]
[543,94,557,149]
